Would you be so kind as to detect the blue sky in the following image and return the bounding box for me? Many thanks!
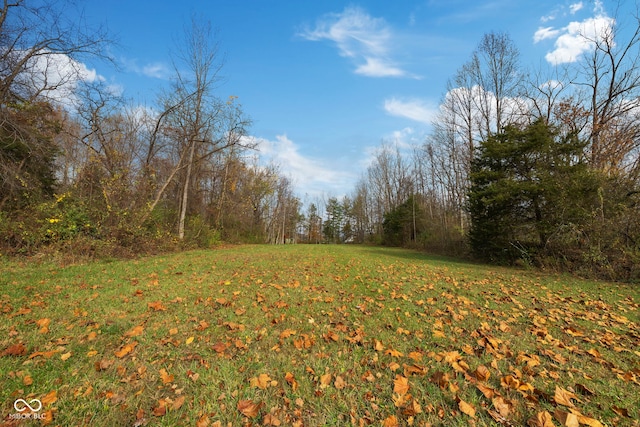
[75,0,628,200]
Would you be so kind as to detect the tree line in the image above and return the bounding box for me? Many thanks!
[0,2,300,258]
[330,18,640,281]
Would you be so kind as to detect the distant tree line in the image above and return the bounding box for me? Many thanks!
[0,1,300,259]
[335,19,640,281]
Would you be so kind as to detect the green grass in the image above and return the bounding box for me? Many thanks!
[1,245,639,426]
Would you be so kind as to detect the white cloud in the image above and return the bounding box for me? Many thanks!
[570,2,584,14]
[254,134,358,198]
[121,57,171,79]
[384,97,438,124]
[299,6,409,78]
[534,27,561,43]
[538,1,615,65]
[355,57,406,77]
[18,51,104,106]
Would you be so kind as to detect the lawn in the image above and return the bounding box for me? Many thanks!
[1,245,638,426]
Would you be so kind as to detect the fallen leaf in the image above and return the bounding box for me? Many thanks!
[458,399,476,418]
[492,396,511,418]
[60,352,72,361]
[172,395,185,410]
[263,413,281,426]
[2,343,26,356]
[237,399,262,418]
[36,318,50,333]
[611,406,630,418]
[334,375,346,390]
[320,373,332,388]
[285,372,298,391]
[125,325,144,337]
[159,368,174,384]
[23,374,33,386]
[185,336,194,345]
[41,390,58,405]
[554,386,577,407]
[382,415,399,427]
[147,301,166,311]
[152,400,167,416]
[527,411,555,427]
[196,415,210,427]
[554,409,579,427]
[475,365,491,381]
[393,375,410,396]
[250,373,272,389]
[114,341,137,358]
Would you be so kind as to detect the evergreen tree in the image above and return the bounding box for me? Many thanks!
[468,119,597,263]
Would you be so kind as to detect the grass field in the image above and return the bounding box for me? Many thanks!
[1,244,639,426]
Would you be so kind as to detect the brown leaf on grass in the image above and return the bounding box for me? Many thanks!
[374,339,385,351]
[60,352,72,361]
[554,386,577,407]
[334,375,346,390]
[527,411,556,427]
[2,343,26,356]
[125,325,144,337]
[574,383,595,396]
[382,415,399,427]
[41,390,58,405]
[320,373,332,388]
[159,368,174,384]
[114,341,137,358]
[554,409,579,427]
[172,395,185,410]
[476,383,496,399]
[212,341,228,353]
[95,359,113,371]
[279,329,296,340]
[263,413,281,426]
[492,396,512,418]
[36,318,50,333]
[250,373,272,389]
[393,375,410,396]
[285,372,298,391]
[196,415,210,427]
[573,412,604,427]
[611,406,631,418]
[475,365,491,381]
[147,301,166,311]
[152,399,167,416]
[458,399,476,418]
[23,374,33,386]
[237,399,262,418]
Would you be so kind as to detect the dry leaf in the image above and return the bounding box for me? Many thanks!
[320,373,332,388]
[172,395,185,410]
[250,373,272,389]
[237,399,262,418]
[114,341,137,358]
[393,375,410,396]
[475,365,491,381]
[2,343,26,356]
[382,415,399,427]
[125,325,144,337]
[60,352,72,361]
[263,413,281,426]
[554,409,579,427]
[527,411,556,427]
[160,368,174,384]
[334,375,346,390]
[41,390,58,405]
[554,386,577,407]
[458,399,476,418]
[285,372,298,391]
[185,336,194,345]
[196,415,210,427]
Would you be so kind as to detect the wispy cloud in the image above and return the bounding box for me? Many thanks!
[384,97,437,124]
[122,58,171,79]
[299,6,411,78]
[569,2,584,14]
[255,134,358,197]
[536,0,614,65]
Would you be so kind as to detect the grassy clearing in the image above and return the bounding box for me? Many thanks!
[1,245,639,426]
